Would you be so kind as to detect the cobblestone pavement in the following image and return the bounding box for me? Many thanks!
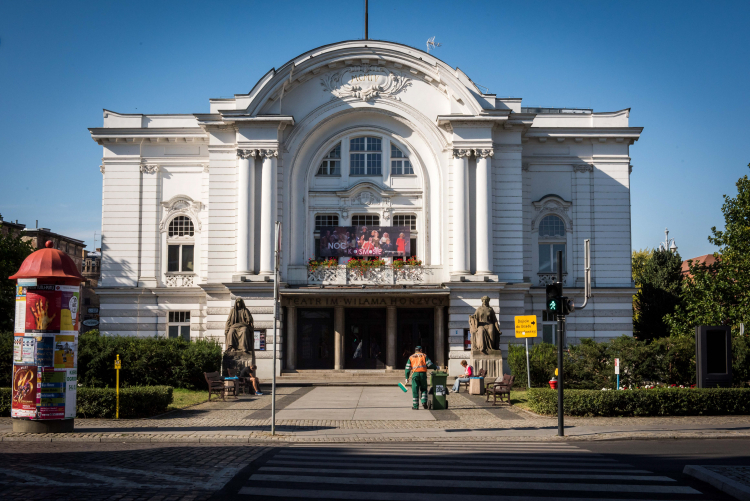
[2,386,750,443]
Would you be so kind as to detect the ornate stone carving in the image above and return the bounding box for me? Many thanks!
[452,149,472,158]
[224,298,254,353]
[237,149,257,159]
[202,164,210,173]
[160,195,204,232]
[321,64,411,102]
[140,164,159,174]
[573,163,593,173]
[353,191,381,206]
[474,149,494,158]
[99,165,105,174]
[531,195,573,231]
[629,164,633,174]
[262,149,278,159]
[164,274,195,287]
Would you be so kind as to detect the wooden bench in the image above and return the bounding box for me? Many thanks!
[486,374,514,406]
[204,371,236,401]
[458,368,486,393]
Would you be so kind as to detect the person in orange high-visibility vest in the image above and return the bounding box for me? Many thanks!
[405,346,437,410]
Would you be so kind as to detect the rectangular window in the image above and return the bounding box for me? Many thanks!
[168,245,180,272]
[390,145,414,175]
[393,214,417,231]
[168,311,191,341]
[182,245,194,272]
[315,214,339,230]
[538,244,566,273]
[350,137,381,176]
[351,215,380,226]
[542,324,556,345]
[168,244,194,272]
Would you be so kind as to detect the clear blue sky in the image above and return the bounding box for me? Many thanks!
[1,0,748,260]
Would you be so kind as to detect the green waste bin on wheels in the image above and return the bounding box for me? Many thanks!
[429,371,449,410]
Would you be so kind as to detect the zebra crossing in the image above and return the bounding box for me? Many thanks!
[237,442,708,500]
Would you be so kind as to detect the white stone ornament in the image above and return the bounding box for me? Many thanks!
[321,64,411,102]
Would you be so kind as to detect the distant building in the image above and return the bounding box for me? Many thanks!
[0,214,26,236]
[681,254,718,277]
[80,248,102,333]
[22,228,86,271]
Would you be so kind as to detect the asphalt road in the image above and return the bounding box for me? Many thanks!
[0,439,746,500]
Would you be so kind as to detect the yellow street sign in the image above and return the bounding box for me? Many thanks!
[514,315,538,338]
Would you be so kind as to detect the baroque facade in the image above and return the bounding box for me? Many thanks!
[91,41,641,377]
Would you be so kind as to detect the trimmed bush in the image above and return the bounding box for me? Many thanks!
[77,330,221,389]
[527,387,750,417]
[0,386,173,418]
[0,331,12,387]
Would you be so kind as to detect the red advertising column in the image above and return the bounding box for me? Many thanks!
[9,241,83,433]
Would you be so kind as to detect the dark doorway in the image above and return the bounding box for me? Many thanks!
[397,308,434,369]
[345,308,386,369]
[297,309,334,369]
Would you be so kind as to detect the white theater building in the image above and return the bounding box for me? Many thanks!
[91,40,641,378]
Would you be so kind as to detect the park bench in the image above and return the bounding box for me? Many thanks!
[204,371,236,401]
[458,368,487,393]
[486,374,514,406]
[226,368,251,395]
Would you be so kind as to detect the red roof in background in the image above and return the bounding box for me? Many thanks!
[9,241,84,281]
[681,254,717,276]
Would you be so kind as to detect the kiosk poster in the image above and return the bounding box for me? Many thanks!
[65,369,77,419]
[54,334,77,369]
[11,365,37,418]
[21,337,36,363]
[34,335,55,367]
[25,285,61,333]
[13,336,23,363]
[319,225,410,257]
[58,285,80,332]
[37,368,66,420]
[15,285,26,334]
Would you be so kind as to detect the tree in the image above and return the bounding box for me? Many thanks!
[0,223,34,331]
[632,248,653,286]
[633,248,683,340]
[666,164,750,337]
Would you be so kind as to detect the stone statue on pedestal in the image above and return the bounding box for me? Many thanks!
[224,298,254,353]
[469,295,504,378]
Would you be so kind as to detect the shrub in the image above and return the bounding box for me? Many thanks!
[527,387,750,416]
[0,331,12,387]
[77,330,221,389]
[0,386,172,418]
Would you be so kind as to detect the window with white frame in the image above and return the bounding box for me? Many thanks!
[167,216,195,273]
[538,215,566,273]
[351,214,380,226]
[315,214,339,230]
[390,145,414,175]
[316,143,341,176]
[168,311,191,341]
[350,137,381,176]
[393,214,417,257]
[542,310,557,344]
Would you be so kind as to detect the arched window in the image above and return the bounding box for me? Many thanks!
[316,144,341,176]
[538,215,566,273]
[390,145,414,175]
[167,216,195,272]
[350,137,382,176]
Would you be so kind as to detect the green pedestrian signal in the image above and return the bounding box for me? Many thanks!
[547,299,558,311]
[545,282,563,314]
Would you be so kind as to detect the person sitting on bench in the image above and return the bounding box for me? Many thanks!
[240,365,263,395]
[451,360,473,393]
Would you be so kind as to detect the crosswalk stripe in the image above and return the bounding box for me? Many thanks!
[266,459,645,472]
[248,474,700,494]
[276,451,614,462]
[239,487,683,501]
[258,466,671,482]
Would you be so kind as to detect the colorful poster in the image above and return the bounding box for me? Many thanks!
[58,285,80,332]
[34,335,55,367]
[13,335,23,363]
[54,334,77,369]
[318,225,411,257]
[21,336,36,363]
[14,285,26,334]
[37,368,66,420]
[11,365,37,418]
[65,368,77,419]
[25,285,61,333]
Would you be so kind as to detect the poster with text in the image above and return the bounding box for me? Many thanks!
[21,336,36,363]
[25,285,61,333]
[34,335,55,367]
[319,226,410,257]
[54,334,77,369]
[11,365,37,418]
[14,285,26,334]
[36,368,66,420]
[13,336,23,363]
[57,285,80,333]
[65,368,77,419]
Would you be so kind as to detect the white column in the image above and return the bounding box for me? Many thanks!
[452,149,470,275]
[475,149,494,275]
[259,149,277,275]
[236,150,254,274]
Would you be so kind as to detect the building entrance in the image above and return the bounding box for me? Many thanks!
[345,308,386,369]
[397,308,434,369]
[297,309,335,370]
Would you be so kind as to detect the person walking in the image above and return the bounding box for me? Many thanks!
[451,360,473,393]
[404,346,437,410]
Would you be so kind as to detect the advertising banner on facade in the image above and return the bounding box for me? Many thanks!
[37,368,66,420]
[11,364,37,418]
[319,225,410,257]
[58,285,80,332]
[15,284,26,335]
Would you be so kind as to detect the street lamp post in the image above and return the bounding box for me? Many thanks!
[658,228,678,253]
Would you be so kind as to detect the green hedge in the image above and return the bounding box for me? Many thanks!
[527,387,750,416]
[508,335,750,389]
[0,386,173,418]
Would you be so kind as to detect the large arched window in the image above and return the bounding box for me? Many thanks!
[167,216,195,272]
[390,145,413,175]
[316,143,341,176]
[538,215,566,273]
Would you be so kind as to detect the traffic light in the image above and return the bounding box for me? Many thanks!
[562,298,575,315]
[546,283,562,313]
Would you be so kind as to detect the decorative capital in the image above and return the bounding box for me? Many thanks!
[452,149,471,159]
[140,164,159,174]
[262,149,278,159]
[573,163,593,173]
[99,165,105,174]
[202,164,210,173]
[237,149,258,159]
[474,149,494,159]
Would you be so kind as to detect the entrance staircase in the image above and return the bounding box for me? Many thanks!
[277,369,406,386]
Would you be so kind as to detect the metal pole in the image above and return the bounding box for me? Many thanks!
[525,337,531,389]
[556,250,564,437]
[271,221,280,435]
[364,0,368,40]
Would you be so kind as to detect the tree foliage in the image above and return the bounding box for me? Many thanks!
[0,225,34,331]
[633,248,683,340]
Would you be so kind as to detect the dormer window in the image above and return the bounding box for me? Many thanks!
[390,145,413,175]
[316,143,341,176]
[350,137,381,176]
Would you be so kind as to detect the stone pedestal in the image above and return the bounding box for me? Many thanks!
[13,418,74,433]
[471,350,504,379]
[223,350,254,376]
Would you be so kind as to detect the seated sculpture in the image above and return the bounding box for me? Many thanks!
[469,295,502,355]
[224,298,254,353]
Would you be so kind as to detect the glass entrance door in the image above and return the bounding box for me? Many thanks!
[397,308,434,369]
[297,309,335,370]
[345,308,386,369]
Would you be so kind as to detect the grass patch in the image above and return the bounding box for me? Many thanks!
[168,388,209,411]
[509,390,530,410]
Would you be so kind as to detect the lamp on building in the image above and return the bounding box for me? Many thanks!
[659,228,678,253]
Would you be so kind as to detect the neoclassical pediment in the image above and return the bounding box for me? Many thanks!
[160,195,203,232]
[531,194,573,230]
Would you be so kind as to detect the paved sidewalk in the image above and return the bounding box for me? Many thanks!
[2,385,750,443]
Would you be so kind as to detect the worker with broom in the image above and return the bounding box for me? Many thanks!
[404,346,438,410]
